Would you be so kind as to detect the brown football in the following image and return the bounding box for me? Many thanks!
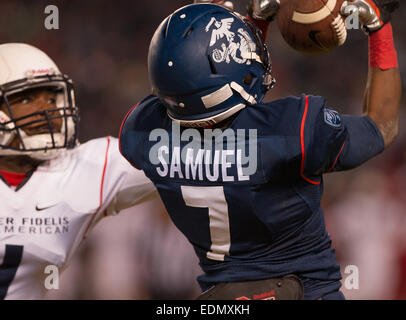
[277,0,347,54]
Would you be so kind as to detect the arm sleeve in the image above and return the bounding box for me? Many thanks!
[104,138,158,216]
[302,95,385,179]
[104,163,158,216]
[331,115,385,172]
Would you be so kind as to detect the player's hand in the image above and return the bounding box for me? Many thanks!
[341,0,399,34]
[193,0,234,11]
[247,0,280,21]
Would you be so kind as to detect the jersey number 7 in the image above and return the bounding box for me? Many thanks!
[181,186,231,262]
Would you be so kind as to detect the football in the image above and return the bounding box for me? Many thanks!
[277,0,347,54]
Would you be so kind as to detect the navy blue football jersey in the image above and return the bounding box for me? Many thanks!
[119,94,384,299]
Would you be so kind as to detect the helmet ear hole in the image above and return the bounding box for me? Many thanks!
[243,73,253,85]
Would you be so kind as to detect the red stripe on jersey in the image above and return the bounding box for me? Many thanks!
[327,142,346,173]
[300,96,320,185]
[99,136,110,206]
[82,136,111,239]
[119,103,141,170]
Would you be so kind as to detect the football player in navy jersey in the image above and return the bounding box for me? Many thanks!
[119,1,401,300]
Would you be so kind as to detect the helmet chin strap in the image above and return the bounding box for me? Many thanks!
[201,82,257,110]
[230,81,257,104]
[168,103,246,128]
[168,80,261,128]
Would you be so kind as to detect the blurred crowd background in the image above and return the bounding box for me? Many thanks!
[1,0,405,299]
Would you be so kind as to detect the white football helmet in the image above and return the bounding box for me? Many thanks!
[0,43,78,160]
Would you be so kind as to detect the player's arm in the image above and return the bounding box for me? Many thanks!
[302,96,385,178]
[105,139,158,216]
[303,0,402,177]
[104,161,158,216]
[363,42,401,148]
[342,0,401,148]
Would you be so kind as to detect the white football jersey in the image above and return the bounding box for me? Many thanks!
[0,136,157,299]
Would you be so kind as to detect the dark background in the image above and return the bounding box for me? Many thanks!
[1,0,405,299]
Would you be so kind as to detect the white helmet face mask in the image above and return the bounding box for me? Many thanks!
[0,43,79,160]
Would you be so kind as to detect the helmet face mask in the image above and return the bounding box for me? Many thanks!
[148,4,276,128]
[242,17,275,91]
[0,44,79,160]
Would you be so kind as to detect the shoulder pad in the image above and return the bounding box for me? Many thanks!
[119,95,167,170]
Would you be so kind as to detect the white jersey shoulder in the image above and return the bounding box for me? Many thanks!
[0,136,156,300]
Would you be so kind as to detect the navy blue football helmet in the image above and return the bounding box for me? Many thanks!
[148,4,275,127]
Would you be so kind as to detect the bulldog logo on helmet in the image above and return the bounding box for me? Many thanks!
[205,17,256,65]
